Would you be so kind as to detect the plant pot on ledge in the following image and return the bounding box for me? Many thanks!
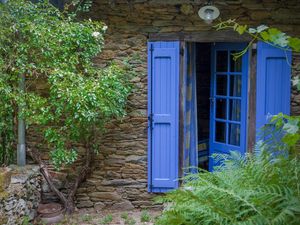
[37,203,65,225]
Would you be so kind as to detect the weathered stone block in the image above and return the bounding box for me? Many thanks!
[77,200,94,208]
[94,202,106,211]
[111,200,134,210]
[89,192,122,201]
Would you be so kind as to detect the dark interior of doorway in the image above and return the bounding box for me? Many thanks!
[196,43,211,171]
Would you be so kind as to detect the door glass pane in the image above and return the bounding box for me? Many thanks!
[215,122,226,143]
[230,51,242,72]
[216,98,227,119]
[216,75,227,96]
[228,123,241,146]
[229,99,241,121]
[230,75,242,97]
[216,51,228,72]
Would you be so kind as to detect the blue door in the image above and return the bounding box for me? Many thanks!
[147,42,180,192]
[209,43,249,171]
[256,41,292,135]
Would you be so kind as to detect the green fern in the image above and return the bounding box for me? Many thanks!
[156,119,300,225]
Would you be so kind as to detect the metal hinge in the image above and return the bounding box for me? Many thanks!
[148,113,154,129]
[150,44,154,52]
[180,47,184,56]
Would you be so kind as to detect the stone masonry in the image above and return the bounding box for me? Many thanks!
[27,0,300,210]
[0,165,42,225]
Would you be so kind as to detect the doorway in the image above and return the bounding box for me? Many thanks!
[192,42,249,171]
[195,43,211,171]
[147,40,291,192]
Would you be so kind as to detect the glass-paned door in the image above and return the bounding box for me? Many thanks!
[209,43,248,171]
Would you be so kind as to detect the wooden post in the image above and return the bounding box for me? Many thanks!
[247,45,257,152]
[17,73,26,166]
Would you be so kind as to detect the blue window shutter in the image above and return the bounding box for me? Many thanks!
[256,41,292,133]
[148,41,180,193]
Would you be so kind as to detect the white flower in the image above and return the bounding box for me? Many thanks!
[292,76,300,86]
[92,31,100,38]
[102,25,108,31]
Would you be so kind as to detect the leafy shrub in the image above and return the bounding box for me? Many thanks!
[156,116,300,225]
[0,0,133,170]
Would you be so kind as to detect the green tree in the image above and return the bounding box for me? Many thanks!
[0,0,132,213]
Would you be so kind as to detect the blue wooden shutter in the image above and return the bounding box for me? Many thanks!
[148,42,180,193]
[256,41,292,133]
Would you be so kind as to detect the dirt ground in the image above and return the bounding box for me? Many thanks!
[48,208,162,225]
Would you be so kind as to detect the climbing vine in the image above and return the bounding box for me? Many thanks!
[214,19,300,147]
[214,19,300,58]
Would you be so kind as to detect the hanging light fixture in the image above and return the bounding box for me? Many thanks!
[198,1,220,24]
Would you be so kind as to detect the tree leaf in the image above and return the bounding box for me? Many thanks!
[236,25,248,35]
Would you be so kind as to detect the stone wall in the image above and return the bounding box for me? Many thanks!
[0,166,41,225]
[27,0,300,210]
[291,53,300,116]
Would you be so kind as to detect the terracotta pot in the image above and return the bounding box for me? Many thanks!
[37,203,65,225]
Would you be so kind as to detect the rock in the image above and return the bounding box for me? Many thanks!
[89,192,122,201]
[0,166,41,225]
[94,202,106,211]
[125,155,146,163]
[180,4,194,15]
[5,201,14,211]
[76,200,94,208]
[111,200,134,210]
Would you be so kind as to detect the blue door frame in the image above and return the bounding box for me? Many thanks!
[147,41,251,190]
[209,43,249,171]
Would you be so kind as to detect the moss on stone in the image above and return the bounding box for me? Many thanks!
[0,169,11,192]
[0,190,9,200]
[0,215,8,225]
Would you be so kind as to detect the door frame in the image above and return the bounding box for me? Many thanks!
[147,36,255,188]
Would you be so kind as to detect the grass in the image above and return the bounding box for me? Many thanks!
[124,217,136,225]
[121,212,136,225]
[81,214,93,222]
[121,212,129,220]
[100,214,113,225]
[141,210,151,222]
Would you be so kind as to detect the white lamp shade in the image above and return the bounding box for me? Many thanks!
[198,5,220,22]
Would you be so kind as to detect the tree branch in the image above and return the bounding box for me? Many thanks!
[27,148,69,208]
